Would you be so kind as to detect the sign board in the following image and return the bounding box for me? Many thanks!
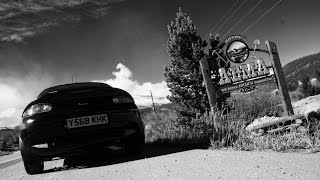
[202,35,293,115]
[214,35,276,94]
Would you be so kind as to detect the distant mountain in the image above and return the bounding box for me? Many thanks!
[138,103,175,116]
[283,51,320,90]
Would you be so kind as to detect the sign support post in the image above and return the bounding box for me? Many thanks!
[199,56,217,111]
[266,40,294,116]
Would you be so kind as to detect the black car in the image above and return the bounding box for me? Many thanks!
[19,82,145,174]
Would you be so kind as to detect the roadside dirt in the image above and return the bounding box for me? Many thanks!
[1,146,320,180]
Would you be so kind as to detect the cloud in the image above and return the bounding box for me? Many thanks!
[0,84,23,110]
[94,63,171,106]
[0,0,124,43]
[0,84,24,127]
[0,108,17,119]
[0,58,56,127]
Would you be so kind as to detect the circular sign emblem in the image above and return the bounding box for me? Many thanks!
[226,40,249,63]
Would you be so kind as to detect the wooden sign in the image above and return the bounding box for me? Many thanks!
[215,35,276,94]
[200,35,294,115]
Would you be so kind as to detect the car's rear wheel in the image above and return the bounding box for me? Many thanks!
[124,134,145,155]
[22,158,44,175]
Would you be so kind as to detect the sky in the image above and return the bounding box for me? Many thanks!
[0,0,320,127]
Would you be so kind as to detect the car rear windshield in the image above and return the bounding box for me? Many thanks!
[37,83,112,99]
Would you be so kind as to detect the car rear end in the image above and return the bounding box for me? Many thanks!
[19,82,144,174]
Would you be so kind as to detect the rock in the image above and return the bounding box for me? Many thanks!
[246,114,304,131]
[295,119,303,124]
[293,94,320,116]
[258,129,264,134]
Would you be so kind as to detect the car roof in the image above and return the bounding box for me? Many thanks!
[37,82,112,99]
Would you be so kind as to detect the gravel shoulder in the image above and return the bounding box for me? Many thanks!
[1,149,320,180]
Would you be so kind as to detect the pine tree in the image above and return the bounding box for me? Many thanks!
[164,8,224,126]
[314,69,320,94]
[315,69,320,83]
[301,76,312,97]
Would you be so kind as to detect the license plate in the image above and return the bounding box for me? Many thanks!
[66,114,108,129]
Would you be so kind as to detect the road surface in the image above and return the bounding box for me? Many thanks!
[0,148,320,180]
[0,151,22,169]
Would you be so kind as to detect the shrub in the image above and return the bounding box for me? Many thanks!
[289,89,305,102]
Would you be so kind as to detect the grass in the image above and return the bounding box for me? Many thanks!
[140,84,320,152]
[234,129,320,152]
[142,109,211,148]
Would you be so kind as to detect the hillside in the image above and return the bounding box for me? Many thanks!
[139,103,175,115]
[283,51,320,90]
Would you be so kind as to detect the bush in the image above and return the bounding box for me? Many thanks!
[289,89,305,102]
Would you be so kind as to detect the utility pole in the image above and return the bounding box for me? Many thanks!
[150,90,156,112]
[150,90,159,121]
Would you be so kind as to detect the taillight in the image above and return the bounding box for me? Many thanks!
[22,103,52,118]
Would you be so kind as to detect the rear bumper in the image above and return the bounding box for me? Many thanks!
[20,111,144,160]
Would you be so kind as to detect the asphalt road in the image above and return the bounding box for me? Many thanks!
[0,151,22,169]
[1,147,320,180]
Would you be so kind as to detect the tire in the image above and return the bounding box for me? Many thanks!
[22,158,44,175]
[124,134,145,155]
[63,156,80,168]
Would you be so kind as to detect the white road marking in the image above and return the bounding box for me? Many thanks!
[0,157,22,165]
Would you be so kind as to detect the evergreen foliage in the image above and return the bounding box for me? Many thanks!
[301,76,312,97]
[164,8,225,126]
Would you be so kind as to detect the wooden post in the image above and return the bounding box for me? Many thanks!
[199,56,218,110]
[265,41,294,116]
